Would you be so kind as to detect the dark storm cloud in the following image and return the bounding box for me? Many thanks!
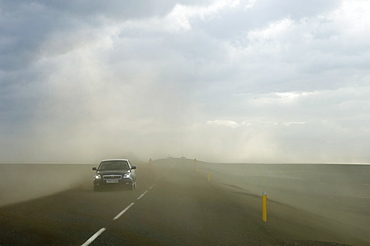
[0,0,202,72]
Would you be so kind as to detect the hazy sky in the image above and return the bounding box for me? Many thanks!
[1,0,370,164]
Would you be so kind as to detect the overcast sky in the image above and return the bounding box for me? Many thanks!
[1,0,370,164]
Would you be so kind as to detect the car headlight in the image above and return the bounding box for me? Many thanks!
[94,174,102,180]
[123,173,131,178]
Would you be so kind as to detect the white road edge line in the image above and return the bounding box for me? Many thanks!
[137,190,148,200]
[81,227,106,246]
[149,184,155,189]
[113,202,135,220]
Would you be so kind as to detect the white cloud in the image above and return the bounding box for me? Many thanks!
[243,0,256,10]
[247,91,318,106]
[121,0,242,33]
[206,120,240,128]
[247,18,295,44]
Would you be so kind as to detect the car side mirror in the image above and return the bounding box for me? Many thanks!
[131,166,136,169]
[92,167,97,171]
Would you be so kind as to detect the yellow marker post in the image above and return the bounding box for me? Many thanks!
[262,191,267,222]
[207,172,211,181]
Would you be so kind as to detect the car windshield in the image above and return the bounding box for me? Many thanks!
[99,161,129,170]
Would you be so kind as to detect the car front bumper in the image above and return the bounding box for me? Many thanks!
[93,178,134,189]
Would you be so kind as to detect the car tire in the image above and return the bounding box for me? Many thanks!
[130,182,136,190]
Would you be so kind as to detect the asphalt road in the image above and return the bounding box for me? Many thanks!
[0,159,365,245]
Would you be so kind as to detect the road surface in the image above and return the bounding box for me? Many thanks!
[0,159,367,245]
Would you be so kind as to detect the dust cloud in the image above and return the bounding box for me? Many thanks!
[196,161,370,245]
[0,164,94,207]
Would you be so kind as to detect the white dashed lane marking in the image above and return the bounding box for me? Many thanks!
[81,182,158,246]
[113,202,135,220]
[137,190,148,200]
[81,228,106,246]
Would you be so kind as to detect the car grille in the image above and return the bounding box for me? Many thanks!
[102,175,122,180]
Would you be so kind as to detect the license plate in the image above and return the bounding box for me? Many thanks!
[106,180,118,183]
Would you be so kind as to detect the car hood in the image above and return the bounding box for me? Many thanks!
[96,170,131,175]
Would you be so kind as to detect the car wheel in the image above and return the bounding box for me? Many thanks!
[131,182,136,190]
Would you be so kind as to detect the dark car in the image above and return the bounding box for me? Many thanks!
[92,159,137,191]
